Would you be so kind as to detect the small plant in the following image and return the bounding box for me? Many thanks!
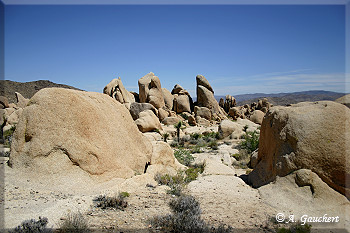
[3,125,16,148]
[163,133,169,142]
[149,194,232,232]
[275,222,311,233]
[154,172,186,196]
[174,121,183,142]
[190,133,202,140]
[208,141,218,150]
[238,130,259,154]
[190,145,203,154]
[93,192,128,210]
[10,216,52,233]
[180,113,189,120]
[174,148,194,166]
[58,212,89,233]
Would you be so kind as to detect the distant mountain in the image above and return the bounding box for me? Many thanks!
[215,90,348,107]
[0,80,82,103]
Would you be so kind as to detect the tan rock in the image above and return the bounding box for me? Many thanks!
[187,115,196,126]
[162,116,181,126]
[138,72,165,109]
[249,110,265,125]
[0,96,9,109]
[103,77,134,109]
[195,116,210,127]
[161,88,174,110]
[196,75,214,93]
[7,108,23,126]
[129,102,157,120]
[173,94,191,113]
[335,94,350,109]
[194,106,211,120]
[248,101,350,199]
[134,110,162,133]
[158,108,169,122]
[9,88,153,179]
[15,92,29,108]
[218,119,242,139]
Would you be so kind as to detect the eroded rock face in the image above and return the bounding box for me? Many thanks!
[15,92,29,108]
[129,102,157,121]
[335,94,350,109]
[103,77,135,109]
[194,106,211,120]
[138,72,165,109]
[249,110,265,125]
[223,95,236,113]
[161,88,174,110]
[134,110,162,133]
[248,101,350,199]
[0,96,9,109]
[173,94,191,113]
[9,88,153,179]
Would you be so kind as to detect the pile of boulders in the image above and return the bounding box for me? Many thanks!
[0,92,29,142]
[103,73,227,133]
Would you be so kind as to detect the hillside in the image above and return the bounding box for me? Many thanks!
[216,90,347,106]
[0,80,82,103]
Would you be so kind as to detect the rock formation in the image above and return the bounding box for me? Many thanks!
[9,88,154,179]
[134,110,163,133]
[335,94,350,109]
[172,84,193,114]
[161,88,174,110]
[138,72,165,109]
[103,77,135,109]
[248,101,350,199]
[129,102,158,121]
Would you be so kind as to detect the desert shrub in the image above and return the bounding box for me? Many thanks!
[93,192,128,210]
[174,121,183,142]
[149,194,232,233]
[58,212,89,233]
[203,131,220,140]
[185,166,203,183]
[154,172,186,196]
[190,133,202,140]
[174,148,194,166]
[3,125,16,147]
[10,216,52,233]
[238,130,259,154]
[208,141,218,150]
[0,150,10,157]
[190,145,203,154]
[180,113,189,120]
[276,222,311,233]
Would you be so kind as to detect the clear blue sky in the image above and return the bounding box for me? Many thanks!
[4,4,346,96]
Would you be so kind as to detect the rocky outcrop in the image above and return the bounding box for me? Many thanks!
[15,92,29,108]
[138,72,165,109]
[249,110,264,125]
[161,88,174,110]
[194,106,211,120]
[103,78,135,109]
[218,119,242,139]
[172,84,193,114]
[196,75,226,120]
[129,102,158,121]
[9,88,154,179]
[0,96,9,109]
[223,95,236,113]
[248,101,350,199]
[335,94,350,109]
[162,116,181,126]
[134,110,162,133]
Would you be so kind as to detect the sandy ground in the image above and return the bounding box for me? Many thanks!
[1,135,350,232]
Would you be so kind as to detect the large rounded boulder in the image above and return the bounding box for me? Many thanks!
[9,88,153,179]
[248,101,350,199]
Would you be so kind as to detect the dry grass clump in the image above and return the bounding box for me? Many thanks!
[149,194,233,233]
[9,216,52,233]
[57,212,90,233]
[93,192,129,210]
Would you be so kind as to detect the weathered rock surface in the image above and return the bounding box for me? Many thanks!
[134,110,162,133]
[103,78,135,109]
[218,119,242,139]
[194,106,212,120]
[223,95,236,113]
[335,94,350,109]
[248,101,350,199]
[249,110,264,125]
[162,116,181,126]
[15,92,29,108]
[138,72,165,109]
[129,102,157,120]
[196,75,214,93]
[161,88,174,110]
[9,88,153,179]
[0,96,9,109]
[173,94,191,113]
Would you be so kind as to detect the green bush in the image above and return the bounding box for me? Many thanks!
[10,216,51,233]
[93,192,128,210]
[174,148,194,166]
[276,222,311,233]
[58,212,90,233]
[208,141,218,150]
[3,125,16,147]
[239,130,259,154]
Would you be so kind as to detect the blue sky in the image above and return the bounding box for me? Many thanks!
[4,4,347,96]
